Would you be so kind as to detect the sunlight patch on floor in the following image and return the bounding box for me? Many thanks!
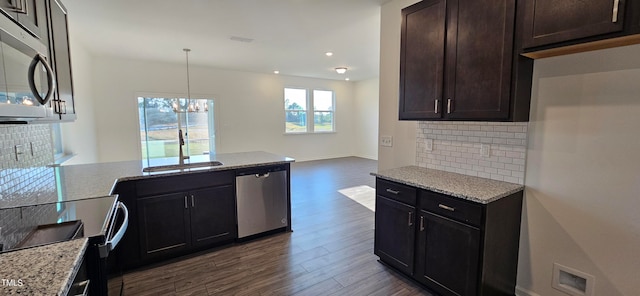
[338,185,375,211]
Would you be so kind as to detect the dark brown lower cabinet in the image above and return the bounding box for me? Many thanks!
[416,211,480,296]
[138,192,191,259]
[374,178,523,296]
[137,184,236,262]
[374,195,416,275]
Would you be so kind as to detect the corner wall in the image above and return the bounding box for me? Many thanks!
[353,78,380,160]
[517,44,640,296]
[378,0,421,170]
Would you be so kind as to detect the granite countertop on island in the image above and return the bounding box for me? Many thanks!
[1,151,295,209]
[372,166,524,204]
[0,238,88,296]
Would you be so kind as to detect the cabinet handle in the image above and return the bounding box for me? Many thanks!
[438,204,455,212]
[612,0,620,23]
[447,98,452,114]
[184,196,188,209]
[408,211,413,226]
[191,195,195,207]
[434,99,439,114]
[385,188,400,195]
[420,216,425,231]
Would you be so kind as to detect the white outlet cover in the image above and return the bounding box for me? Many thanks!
[380,135,393,147]
[480,144,490,157]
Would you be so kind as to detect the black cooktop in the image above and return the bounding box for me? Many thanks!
[0,195,117,252]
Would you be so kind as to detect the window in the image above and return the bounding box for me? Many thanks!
[284,88,334,133]
[137,97,216,164]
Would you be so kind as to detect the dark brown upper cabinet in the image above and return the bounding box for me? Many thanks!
[0,0,47,40]
[521,0,640,58]
[45,0,76,121]
[399,0,533,122]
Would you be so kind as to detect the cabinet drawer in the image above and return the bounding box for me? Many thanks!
[420,190,483,227]
[376,179,417,206]
[136,170,234,197]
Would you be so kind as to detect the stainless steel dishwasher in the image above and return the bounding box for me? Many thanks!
[236,165,288,238]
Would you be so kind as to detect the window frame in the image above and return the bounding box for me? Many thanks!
[135,93,218,164]
[284,87,335,134]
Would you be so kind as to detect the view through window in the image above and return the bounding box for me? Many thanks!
[138,97,215,162]
[284,88,334,133]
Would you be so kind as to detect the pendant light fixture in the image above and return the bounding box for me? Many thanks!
[173,48,207,113]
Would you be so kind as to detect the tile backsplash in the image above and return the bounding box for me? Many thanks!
[416,122,528,184]
[0,124,58,250]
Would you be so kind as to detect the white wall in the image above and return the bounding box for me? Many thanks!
[378,0,420,170]
[59,24,98,165]
[353,78,380,160]
[517,44,640,296]
[88,55,363,163]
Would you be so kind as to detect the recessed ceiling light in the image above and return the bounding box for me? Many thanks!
[230,36,254,43]
[345,78,350,81]
[273,70,280,74]
[335,67,347,74]
[325,52,334,57]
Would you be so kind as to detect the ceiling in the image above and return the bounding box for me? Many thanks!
[63,0,388,81]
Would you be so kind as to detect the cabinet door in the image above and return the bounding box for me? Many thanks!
[522,0,627,48]
[444,0,515,120]
[16,0,46,39]
[416,211,480,296]
[137,192,191,260]
[399,0,446,120]
[46,0,75,121]
[190,185,237,248]
[374,195,416,275]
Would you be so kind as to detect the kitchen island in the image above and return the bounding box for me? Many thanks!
[0,151,294,294]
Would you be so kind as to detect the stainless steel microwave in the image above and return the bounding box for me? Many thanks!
[0,14,55,121]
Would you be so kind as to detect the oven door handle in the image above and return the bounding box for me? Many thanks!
[99,202,128,258]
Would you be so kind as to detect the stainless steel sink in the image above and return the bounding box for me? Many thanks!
[142,161,224,173]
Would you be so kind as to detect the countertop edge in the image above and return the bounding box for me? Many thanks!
[57,238,89,296]
[113,159,294,185]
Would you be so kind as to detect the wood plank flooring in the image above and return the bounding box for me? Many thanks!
[122,157,432,295]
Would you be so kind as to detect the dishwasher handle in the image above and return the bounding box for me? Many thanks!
[255,172,270,178]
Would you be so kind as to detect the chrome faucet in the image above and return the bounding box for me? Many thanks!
[178,129,189,165]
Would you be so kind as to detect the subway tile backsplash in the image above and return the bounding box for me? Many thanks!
[0,124,58,250]
[416,122,528,184]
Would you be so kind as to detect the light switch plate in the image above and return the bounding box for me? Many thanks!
[426,139,433,151]
[380,135,393,147]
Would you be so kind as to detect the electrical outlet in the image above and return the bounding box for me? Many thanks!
[480,144,490,157]
[425,139,433,151]
[380,135,393,147]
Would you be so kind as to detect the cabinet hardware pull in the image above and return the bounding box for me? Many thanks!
[612,0,620,23]
[408,211,413,226]
[438,204,455,211]
[434,99,439,113]
[386,188,400,195]
[420,216,425,231]
[447,98,452,114]
[184,196,188,209]
[191,195,195,207]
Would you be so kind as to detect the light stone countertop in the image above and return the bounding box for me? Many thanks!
[372,166,524,204]
[1,151,295,209]
[0,238,88,296]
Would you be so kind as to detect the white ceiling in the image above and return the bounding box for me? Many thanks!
[64,0,388,81]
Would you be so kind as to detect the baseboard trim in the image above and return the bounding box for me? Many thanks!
[516,286,543,296]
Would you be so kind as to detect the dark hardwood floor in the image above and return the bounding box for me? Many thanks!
[122,157,432,295]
